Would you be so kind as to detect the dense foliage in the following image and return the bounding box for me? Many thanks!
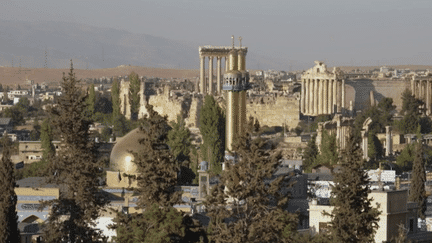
[41,61,109,243]
[204,129,300,243]
[167,114,196,184]
[397,89,432,134]
[111,104,205,242]
[302,135,318,173]
[128,71,141,120]
[325,133,380,242]
[408,132,427,219]
[0,136,21,243]
[199,95,225,175]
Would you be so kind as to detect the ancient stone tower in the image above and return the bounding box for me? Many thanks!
[223,36,251,151]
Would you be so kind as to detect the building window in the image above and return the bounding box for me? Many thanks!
[409,218,414,232]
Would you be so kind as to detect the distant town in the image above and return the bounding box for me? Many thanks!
[1,43,432,243]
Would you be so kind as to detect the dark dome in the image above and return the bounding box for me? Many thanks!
[109,128,144,173]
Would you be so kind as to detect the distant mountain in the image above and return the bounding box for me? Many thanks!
[0,20,289,70]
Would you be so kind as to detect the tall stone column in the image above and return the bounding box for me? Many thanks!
[309,79,313,115]
[361,130,368,160]
[416,81,420,98]
[314,79,318,116]
[225,57,229,72]
[305,79,310,115]
[427,81,430,115]
[342,79,345,112]
[208,57,213,95]
[318,79,323,115]
[385,126,392,157]
[200,55,206,94]
[324,79,329,114]
[411,78,415,96]
[301,79,305,114]
[217,57,222,95]
[332,79,337,113]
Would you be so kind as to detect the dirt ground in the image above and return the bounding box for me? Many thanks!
[0,65,200,87]
[1,64,431,88]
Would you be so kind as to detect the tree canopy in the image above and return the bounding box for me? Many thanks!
[199,95,225,175]
[204,130,300,243]
[41,61,109,243]
[325,133,381,242]
[0,136,21,242]
[128,71,141,120]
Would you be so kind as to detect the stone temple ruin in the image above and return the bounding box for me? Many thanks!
[118,78,302,130]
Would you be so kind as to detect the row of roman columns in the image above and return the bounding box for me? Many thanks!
[411,79,432,115]
[301,79,345,116]
[199,55,229,95]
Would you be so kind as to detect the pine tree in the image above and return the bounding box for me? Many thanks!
[408,132,427,219]
[0,136,21,243]
[204,131,299,243]
[110,104,190,242]
[167,114,196,184]
[41,60,109,243]
[86,83,96,118]
[168,114,192,166]
[111,77,121,120]
[325,132,380,242]
[303,134,318,173]
[199,95,225,175]
[128,71,140,120]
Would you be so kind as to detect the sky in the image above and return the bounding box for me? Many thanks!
[1,0,432,69]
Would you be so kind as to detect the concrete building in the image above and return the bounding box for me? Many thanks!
[301,61,345,116]
[308,189,432,242]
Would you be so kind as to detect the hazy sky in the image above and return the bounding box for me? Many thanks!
[1,0,432,68]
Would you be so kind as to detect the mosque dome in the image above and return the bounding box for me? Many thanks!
[109,128,144,174]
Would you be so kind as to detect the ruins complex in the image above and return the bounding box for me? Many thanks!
[198,44,247,95]
[301,61,345,116]
[410,75,432,115]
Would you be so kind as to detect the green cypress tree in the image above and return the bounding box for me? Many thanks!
[199,95,225,175]
[303,134,318,173]
[41,60,109,243]
[128,71,140,120]
[325,132,380,242]
[0,136,21,243]
[204,131,299,243]
[408,132,427,219]
[111,77,121,120]
[40,118,55,159]
[315,130,338,167]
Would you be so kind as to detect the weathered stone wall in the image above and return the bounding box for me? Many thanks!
[120,80,301,130]
[247,95,300,128]
[345,79,409,111]
[120,80,202,126]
